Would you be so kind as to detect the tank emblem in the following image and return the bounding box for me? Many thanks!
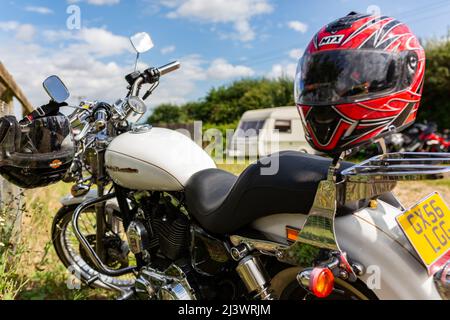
[106,165,139,173]
[50,159,63,169]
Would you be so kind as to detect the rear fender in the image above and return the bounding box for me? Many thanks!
[336,200,441,300]
[251,200,441,299]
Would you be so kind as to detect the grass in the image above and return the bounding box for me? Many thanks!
[217,161,249,175]
[0,182,112,300]
[424,179,450,188]
[1,158,450,300]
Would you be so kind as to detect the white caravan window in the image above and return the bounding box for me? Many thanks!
[237,120,266,137]
[274,120,292,133]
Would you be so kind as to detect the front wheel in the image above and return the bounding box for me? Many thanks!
[51,205,135,291]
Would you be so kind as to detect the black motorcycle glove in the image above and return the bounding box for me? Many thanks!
[20,100,69,125]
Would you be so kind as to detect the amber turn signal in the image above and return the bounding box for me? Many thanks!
[286,226,300,242]
[309,267,335,298]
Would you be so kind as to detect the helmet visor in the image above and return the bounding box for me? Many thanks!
[295,49,414,105]
[20,115,74,154]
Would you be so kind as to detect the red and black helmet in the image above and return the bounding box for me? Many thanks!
[295,12,425,154]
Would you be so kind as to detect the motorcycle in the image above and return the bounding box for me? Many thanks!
[417,124,450,153]
[2,32,449,300]
[397,122,450,153]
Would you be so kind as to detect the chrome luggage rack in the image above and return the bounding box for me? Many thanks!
[341,152,450,203]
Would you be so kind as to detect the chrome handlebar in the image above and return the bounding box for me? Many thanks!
[131,60,180,97]
[157,61,181,76]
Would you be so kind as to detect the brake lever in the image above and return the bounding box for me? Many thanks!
[142,81,159,101]
[142,89,152,101]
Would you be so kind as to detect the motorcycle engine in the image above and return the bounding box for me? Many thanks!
[126,193,190,262]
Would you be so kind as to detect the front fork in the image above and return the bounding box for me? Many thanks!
[94,148,107,262]
[95,185,107,262]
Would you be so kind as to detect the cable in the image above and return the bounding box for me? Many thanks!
[395,0,450,18]
[405,8,450,24]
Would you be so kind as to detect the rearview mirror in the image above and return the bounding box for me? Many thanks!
[130,32,154,54]
[43,75,70,103]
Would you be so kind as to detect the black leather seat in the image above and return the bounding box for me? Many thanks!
[185,151,362,234]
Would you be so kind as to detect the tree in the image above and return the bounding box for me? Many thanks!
[147,104,186,124]
[418,39,450,129]
[145,77,296,125]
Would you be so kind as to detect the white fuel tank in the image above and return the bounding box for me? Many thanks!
[105,127,216,191]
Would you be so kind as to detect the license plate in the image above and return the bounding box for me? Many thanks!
[396,192,450,273]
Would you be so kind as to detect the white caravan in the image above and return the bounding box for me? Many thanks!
[227,106,315,158]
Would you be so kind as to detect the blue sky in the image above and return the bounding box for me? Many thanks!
[0,0,449,110]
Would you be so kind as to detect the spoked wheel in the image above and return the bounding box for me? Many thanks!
[271,268,378,300]
[51,205,135,291]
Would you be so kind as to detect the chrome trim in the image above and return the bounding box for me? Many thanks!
[278,160,358,282]
[131,77,144,97]
[343,152,450,180]
[130,124,152,134]
[230,244,251,261]
[229,235,288,254]
[342,152,450,202]
[126,221,148,254]
[135,264,197,300]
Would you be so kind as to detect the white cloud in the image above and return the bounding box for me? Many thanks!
[288,20,308,33]
[161,45,176,54]
[42,27,132,57]
[0,28,210,109]
[42,30,74,42]
[267,63,297,79]
[0,21,19,31]
[15,24,36,41]
[0,24,136,107]
[288,48,303,60]
[0,21,35,41]
[68,0,120,5]
[206,58,254,80]
[0,19,257,112]
[25,6,54,14]
[164,0,273,41]
[74,28,132,57]
[0,41,129,107]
